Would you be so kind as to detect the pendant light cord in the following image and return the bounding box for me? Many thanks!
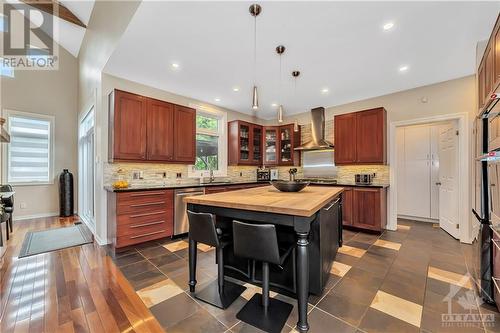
[254,15,257,85]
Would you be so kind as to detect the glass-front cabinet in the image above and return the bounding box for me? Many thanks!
[228,121,300,166]
[279,124,294,165]
[228,121,263,165]
[263,127,278,165]
[252,126,262,164]
[239,123,250,163]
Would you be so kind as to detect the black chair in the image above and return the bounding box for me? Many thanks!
[0,185,14,239]
[0,210,10,247]
[187,210,246,309]
[233,221,294,333]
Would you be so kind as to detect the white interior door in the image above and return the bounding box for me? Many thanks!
[438,121,459,238]
[430,125,440,219]
[78,108,95,231]
[401,125,431,217]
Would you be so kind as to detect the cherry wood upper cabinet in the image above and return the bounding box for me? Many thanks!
[334,107,386,165]
[228,121,263,166]
[173,105,196,163]
[334,113,357,164]
[478,61,486,110]
[356,108,386,164]
[485,45,495,101]
[147,99,174,161]
[495,21,500,89]
[477,14,500,113]
[110,90,147,161]
[109,90,196,163]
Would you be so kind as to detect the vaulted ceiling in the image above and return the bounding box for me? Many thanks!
[102,2,498,119]
[6,0,95,57]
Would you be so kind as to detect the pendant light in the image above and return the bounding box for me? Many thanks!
[276,45,285,122]
[292,71,300,132]
[249,4,261,110]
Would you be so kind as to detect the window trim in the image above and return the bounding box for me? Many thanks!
[2,109,55,186]
[188,104,227,178]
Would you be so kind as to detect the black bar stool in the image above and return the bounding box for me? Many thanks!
[1,185,14,238]
[233,221,294,333]
[187,210,246,309]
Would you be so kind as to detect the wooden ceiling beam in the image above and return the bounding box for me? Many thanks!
[20,0,86,28]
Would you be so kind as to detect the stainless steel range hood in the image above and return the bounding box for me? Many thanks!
[294,107,334,151]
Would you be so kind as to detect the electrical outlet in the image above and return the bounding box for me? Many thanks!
[239,172,243,177]
[20,202,27,209]
[176,172,182,179]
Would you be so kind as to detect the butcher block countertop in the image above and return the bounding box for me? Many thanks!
[184,185,344,217]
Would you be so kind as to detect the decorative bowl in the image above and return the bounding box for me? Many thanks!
[270,180,310,192]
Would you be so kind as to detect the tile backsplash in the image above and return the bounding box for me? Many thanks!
[104,123,389,187]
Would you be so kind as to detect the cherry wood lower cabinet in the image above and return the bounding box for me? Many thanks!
[108,190,174,248]
[342,187,387,232]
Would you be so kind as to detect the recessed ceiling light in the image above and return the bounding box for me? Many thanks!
[232,87,240,92]
[171,62,180,69]
[383,22,394,31]
[321,88,329,94]
[271,103,278,107]
[214,97,221,102]
[399,65,409,72]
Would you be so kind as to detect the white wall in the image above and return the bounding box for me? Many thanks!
[1,45,78,220]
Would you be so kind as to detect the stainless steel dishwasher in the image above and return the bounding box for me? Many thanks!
[174,187,205,236]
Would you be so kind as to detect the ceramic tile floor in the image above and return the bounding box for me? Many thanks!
[108,220,500,333]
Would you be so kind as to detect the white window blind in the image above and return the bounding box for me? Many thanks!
[6,113,53,184]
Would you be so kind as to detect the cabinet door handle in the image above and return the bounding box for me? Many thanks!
[130,230,164,239]
[436,182,442,186]
[129,210,166,218]
[130,192,165,197]
[130,220,165,228]
[324,201,337,211]
[130,201,165,208]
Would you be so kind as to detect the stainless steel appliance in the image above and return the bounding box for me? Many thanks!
[256,168,270,181]
[294,107,334,151]
[303,150,336,178]
[355,173,375,185]
[472,88,500,304]
[174,187,205,236]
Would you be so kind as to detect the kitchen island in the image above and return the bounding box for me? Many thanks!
[185,185,343,332]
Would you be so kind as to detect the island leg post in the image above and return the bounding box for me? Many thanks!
[296,231,310,332]
[188,238,197,292]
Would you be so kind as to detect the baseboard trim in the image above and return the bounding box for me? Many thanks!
[13,212,59,221]
[398,214,438,223]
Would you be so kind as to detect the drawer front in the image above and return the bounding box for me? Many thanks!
[116,229,171,248]
[117,209,172,226]
[117,190,173,215]
[117,218,172,237]
[118,190,171,202]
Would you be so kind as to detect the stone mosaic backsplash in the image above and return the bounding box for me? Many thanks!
[104,122,389,187]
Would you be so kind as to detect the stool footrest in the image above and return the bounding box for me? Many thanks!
[236,293,293,333]
[194,279,246,309]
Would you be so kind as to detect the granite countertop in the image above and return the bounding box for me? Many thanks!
[105,180,266,192]
[328,182,389,188]
[105,179,389,192]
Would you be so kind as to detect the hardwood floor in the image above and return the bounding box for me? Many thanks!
[0,216,164,333]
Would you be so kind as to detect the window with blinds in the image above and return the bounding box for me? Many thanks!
[5,112,54,184]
